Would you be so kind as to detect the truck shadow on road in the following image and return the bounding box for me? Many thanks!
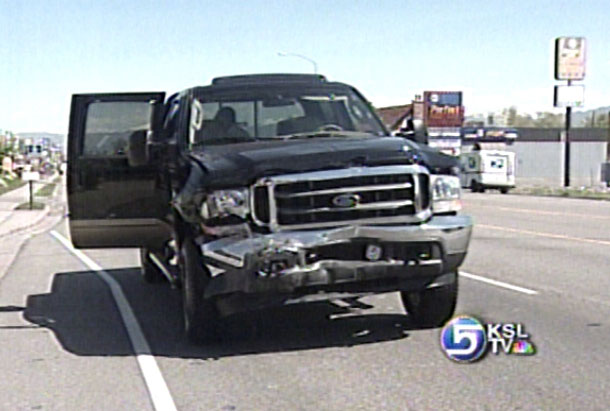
[23,269,414,359]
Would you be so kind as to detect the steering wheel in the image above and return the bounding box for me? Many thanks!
[316,124,344,132]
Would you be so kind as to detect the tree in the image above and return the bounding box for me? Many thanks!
[502,107,565,128]
[594,112,609,128]
[512,112,535,127]
[534,112,564,128]
[506,106,517,126]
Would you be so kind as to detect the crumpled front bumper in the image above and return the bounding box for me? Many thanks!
[201,215,472,314]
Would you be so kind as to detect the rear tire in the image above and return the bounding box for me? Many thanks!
[401,272,458,328]
[180,236,219,343]
[500,188,509,194]
[470,180,481,193]
[140,248,166,283]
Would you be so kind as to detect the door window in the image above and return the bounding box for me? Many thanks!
[83,101,152,156]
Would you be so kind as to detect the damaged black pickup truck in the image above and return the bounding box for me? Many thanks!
[66,74,472,342]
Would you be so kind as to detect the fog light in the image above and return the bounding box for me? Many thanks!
[365,244,382,261]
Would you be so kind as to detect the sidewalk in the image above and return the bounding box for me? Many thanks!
[0,174,65,279]
[0,177,52,233]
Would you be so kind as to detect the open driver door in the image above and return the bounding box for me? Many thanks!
[67,92,171,249]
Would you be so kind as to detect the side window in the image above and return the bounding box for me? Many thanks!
[83,101,152,156]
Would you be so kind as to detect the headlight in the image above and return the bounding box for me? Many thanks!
[200,188,250,219]
[431,175,461,214]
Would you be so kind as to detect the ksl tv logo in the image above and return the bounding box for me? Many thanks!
[440,315,536,363]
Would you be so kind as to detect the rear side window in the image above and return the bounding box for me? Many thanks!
[83,101,152,156]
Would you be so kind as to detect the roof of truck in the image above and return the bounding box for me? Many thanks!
[211,73,327,86]
[191,73,356,94]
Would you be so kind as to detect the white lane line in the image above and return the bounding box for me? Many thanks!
[330,300,353,308]
[459,271,539,296]
[468,204,610,221]
[477,223,610,247]
[50,230,177,411]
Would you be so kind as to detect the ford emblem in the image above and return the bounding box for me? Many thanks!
[331,193,361,208]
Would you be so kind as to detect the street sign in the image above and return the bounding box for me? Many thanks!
[22,171,40,181]
[554,85,585,108]
[555,37,586,80]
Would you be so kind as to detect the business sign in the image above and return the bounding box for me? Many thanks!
[424,91,464,127]
[555,37,586,80]
[462,127,518,140]
[22,171,40,181]
[554,85,584,108]
[425,91,462,106]
[427,127,461,137]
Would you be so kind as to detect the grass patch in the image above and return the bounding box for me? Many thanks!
[15,201,45,210]
[35,182,57,197]
[0,176,26,196]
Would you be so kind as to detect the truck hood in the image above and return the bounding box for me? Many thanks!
[189,135,417,187]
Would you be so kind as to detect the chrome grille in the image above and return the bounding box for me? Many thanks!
[251,165,432,231]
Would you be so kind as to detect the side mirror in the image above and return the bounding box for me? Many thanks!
[127,130,148,167]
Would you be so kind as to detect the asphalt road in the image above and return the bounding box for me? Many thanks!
[0,191,609,410]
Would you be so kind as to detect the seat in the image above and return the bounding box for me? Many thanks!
[199,107,251,143]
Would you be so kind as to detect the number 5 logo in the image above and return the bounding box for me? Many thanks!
[440,316,488,363]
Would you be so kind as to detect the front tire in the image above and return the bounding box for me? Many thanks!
[401,272,458,328]
[180,236,219,343]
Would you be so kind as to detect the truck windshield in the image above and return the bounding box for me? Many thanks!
[189,87,386,145]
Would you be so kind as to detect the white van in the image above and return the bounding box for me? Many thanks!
[460,150,516,193]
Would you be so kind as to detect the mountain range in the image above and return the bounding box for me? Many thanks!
[571,106,610,126]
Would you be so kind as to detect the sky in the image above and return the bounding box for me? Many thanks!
[1,0,610,134]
